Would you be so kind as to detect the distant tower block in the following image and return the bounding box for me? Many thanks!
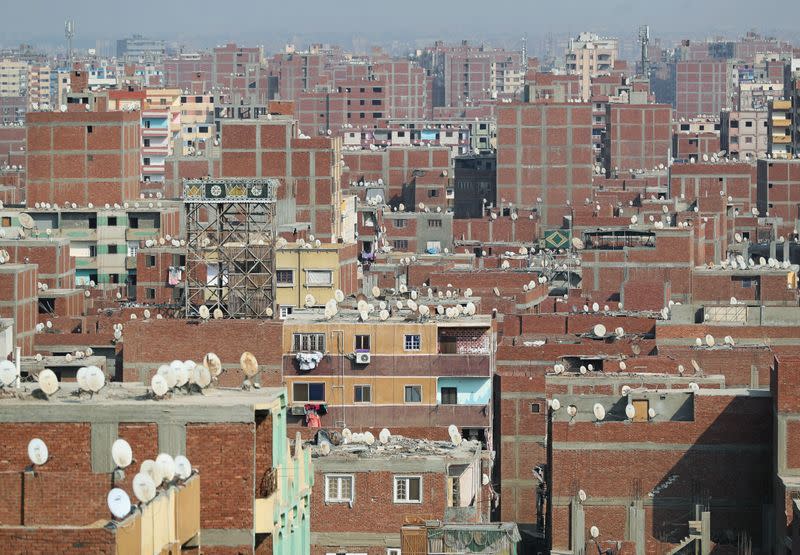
[184,178,279,319]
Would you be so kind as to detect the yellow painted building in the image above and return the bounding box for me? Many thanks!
[275,241,359,317]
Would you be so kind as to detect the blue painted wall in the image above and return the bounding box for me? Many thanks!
[436,377,491,405]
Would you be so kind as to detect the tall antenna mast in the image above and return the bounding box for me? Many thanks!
[638,24,650,78]
[65,20,75,65]
[521,36,528,74]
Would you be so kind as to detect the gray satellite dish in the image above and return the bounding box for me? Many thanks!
[193,365,211,388]
[107,488,132,519]
[151,374,169,397]
[0,360,17,387]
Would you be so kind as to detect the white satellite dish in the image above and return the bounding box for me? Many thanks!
[193,365,211,388]
[705,334,715,347]
[379,309,389,320]
[379,428,391,444]
[593,324,606,337]
[85,366,105,393]
[213,308,224,319]
[371,285,381,298]
[619,361,627,371]
[593,403,606,421]
[111,439,133,469]
[0,360,17,386]
[407,299,418,312]
[174,455,192,480]
[18,213,34,229]
[157,364,177,388]
[174,363,190,388]
[240,352,259,378]
[689,382,700,392]
[625,404,636,419]
[590,526,600,539]
[132,472,157,503]
[155,453,176,483]
[37,369,59,397]
[550,398,561,411]
[199,305,210,319]
[107,488,132,519]
[28,438,49,466]
[567,405,577,417]
[204,353,222,376]
[571,237,584,250]
[151,374,169,397]
[621,385,631,396]
[493,287,500,296]
[578,489,587,502]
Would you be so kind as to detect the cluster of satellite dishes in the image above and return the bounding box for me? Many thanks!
[106,438,195,520]
[144,236,185,248]
[197,305,225,320]
[150,356,219,398]
[693,333,735,348]
[719,252,791,271]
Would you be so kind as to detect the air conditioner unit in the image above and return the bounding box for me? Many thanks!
[355,352,371,365]
[290,405,306,416]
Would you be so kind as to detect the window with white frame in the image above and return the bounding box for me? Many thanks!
[404,334,421,351]
[293,333,325,352]
[387,549,402,555]
[279,305,294,319]
[306,269,333,286]
[354,384,372,403]
[394,476,422,503]
[324,474,354,502]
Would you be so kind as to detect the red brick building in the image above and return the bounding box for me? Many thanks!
[26,110,141,206]
[603,103,672,174]
[675,61,731,120]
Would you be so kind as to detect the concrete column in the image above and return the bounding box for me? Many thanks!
[570,498,585,555]
[626,501,645,555]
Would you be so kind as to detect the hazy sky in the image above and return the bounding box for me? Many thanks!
[2,0,800,52]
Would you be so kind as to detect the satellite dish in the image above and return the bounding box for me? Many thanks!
[621,385,631,396]
[199,305,210,319]
[407,299,418,312]
[648,407,656,419]
[132,472,157,503]
[578,489,587,502]
[85,366,105,393]
[593,403,606,421]
[567,404,577,417]
[689,382,700,392]
[18,213,34,229]
[493,287,500,297]
[0,360,17,386]
[379,309,389,321]
[27,438,49,466]
[155,453,176,483]
[571,237,584,250]
[213,308,223,319]
[37,369,59,397]
[107,488,132,519]
[204,353,222,376]
[379,428,391,444]
[632,344,641,355]
[174,455,192,480]
[111,439,133,469]
[371,286,381,298]
[174,363,190,388]
[630,215,638,224]
[334,289,345,303]
[625,404,636,419]
[705,334,715,347]
[550,398,561,411]
[593,324,606,337]
[615,327,624,338]
[619,361,627,371]
[192,365,211,388]
[590,526,600,539]
[151,374,169,397]
[157,364,177,389]
[240,352,259,378]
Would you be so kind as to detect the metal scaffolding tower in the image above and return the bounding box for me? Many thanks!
[184,178,279,319]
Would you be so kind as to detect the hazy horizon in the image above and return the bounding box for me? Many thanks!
[2,0,800,55]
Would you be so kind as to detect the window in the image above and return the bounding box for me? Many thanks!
[371,99,382,106]
[392,240,408,250]
[276,269,294,285]
[441,387,458,405]
[145,288,155,300]
[292,382,325,402]
[143,157,151,165]
[531,402,541,413]
[730,120,739,128]
[404,385,422,403]
[146,255,156,267]
[394,219,407,228]
[428,189,440,198]
[387,550,402,555]
[108,217,118,226]
[355,334,371,351]
[87,125,93,133]
[404,334,421,351]
[199,126,209,133]
[394,476,422,503]
[325,474,353,502]
[108,245,119,254]
[428,219,442,227]
[354,384,372,403]
[87,154,94,161]
[143,138,150,147]
[306,269,332,286]
[293,333,326,352]
[745,121,753,127]
[279,305,294,319]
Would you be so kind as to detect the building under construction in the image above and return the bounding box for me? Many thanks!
[184,177,279,319]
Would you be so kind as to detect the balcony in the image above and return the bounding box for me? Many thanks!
[772,118,791,127]
[772,135,792,144]
[773,100,792,110]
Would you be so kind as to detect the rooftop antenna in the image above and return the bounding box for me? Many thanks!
[521,35,528,74]
[65,20,75,65]
[639,25,650,78]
